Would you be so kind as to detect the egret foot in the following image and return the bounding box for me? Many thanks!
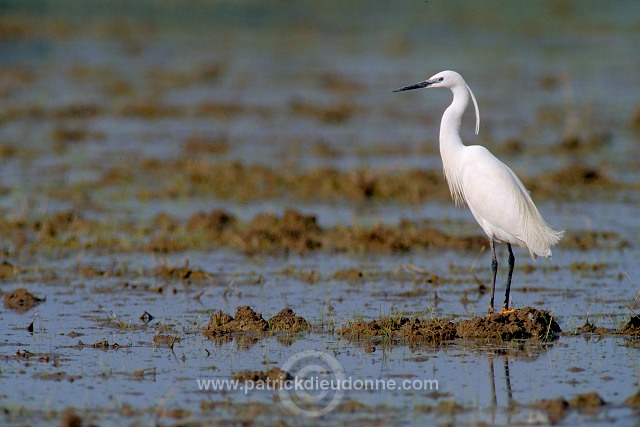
[498,308,516,315]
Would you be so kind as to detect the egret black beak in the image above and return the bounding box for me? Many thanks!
[393,80,432,93]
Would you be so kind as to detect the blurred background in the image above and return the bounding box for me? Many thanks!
[1,0,639,225]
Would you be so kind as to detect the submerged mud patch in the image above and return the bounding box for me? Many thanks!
[340,307,561,345]
[233,367,292,385]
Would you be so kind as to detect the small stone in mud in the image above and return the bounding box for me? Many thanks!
[139,311,154,323]
[456,307,561,340]
[203,306,269,338]
[3,288,44,312]
[233,367,292,385]
[268,307,310,334]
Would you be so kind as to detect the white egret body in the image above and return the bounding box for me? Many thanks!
[394,70,563,313]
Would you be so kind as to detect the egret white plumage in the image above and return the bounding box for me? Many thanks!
[394,70,563,314]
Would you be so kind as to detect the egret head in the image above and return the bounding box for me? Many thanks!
[392,70,463,92]
[393,70,480,135]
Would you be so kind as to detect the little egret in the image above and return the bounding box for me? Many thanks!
[394,70,563,314]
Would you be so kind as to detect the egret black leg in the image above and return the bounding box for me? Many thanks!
[489,239,498,314]
[503,243,515,311]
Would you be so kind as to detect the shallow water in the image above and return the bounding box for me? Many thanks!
[1,0,640,425]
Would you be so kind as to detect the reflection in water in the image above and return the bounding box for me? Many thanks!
[488,356,513,424]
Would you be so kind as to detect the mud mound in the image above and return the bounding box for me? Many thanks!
[203,306,269,338]
[268,307,310,334]
[547,165,611,186]
[33,210,87,237]
[3,288,44,312]
[456,307,561,340]
[328,220,485,254]
[0,260,17,279]
[186,209,236,235]
[621,315,640,335]
[575,320,613,335]
[569,392,606,410]
[340,307,560,345]
[531,397,569,424]
[203,306,310,339]
[339,316,457,345]
[60,408,82,427]
[340,316,409,337]
[531,392,606,423]
[624,390,640,407]
[399,318,458,343]
[233,367,292,385]
[240,210,322,253]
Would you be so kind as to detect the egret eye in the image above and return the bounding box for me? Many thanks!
[438,77,444,82]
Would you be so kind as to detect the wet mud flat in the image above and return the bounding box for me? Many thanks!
[2,1,640,426]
